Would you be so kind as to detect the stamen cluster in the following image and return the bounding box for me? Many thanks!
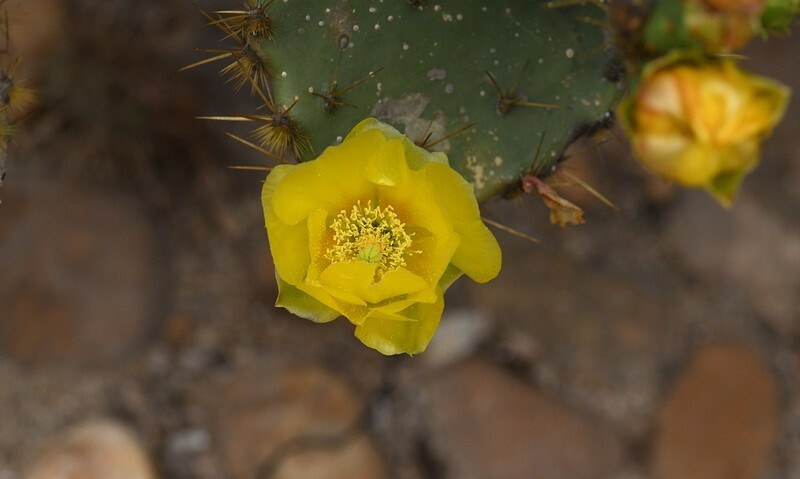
[326,201,414,277]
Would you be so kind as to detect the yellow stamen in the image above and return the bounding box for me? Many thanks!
[326,201,414,277]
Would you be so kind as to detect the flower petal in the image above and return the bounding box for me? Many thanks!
[318,261,377,305]
[306,208,330,280]
[347,118,448,170]
[439,264,464,291]
[450,220,502,283]
[271,129,384,225]
[354,288,445,355]
[319,261,377,289]
[361,267,429,304]
[294,280,371,325]
[275,273,340,323]
[262,165,310,284]
[404,232,461,287]
[416,162,501,282]
[365,138,408,187]
[420,162,482,226]
[375,292,437,314]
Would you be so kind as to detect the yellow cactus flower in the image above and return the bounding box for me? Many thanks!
[262,118,501,355]
[619,55,790,206]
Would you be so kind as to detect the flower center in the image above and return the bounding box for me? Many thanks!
[326,201,414,277]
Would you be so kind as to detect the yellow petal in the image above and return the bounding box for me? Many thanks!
[449,220,502,284]
[706,167,750,208]
[306,208,330,279]
[262,165,310,284]
[361,267,429,304]
[346,117,400,141]
[718,65,790,144]
[365,138,407,187]
[294,280,371,324]
[718,139,759,173]
[706,140,759,207]
[439,264,464,291]
[275,273,340,323]
[375,290,438,314]
[635,133,690,175]
[354,288,446,355]
[638,71,684,120]
[419,162,482,226]
[670,143,722,186]
[404,232,461,287]
[318,261,377,305]
[294,280,347,314]
[271,130,384,225]
[364,309,419,322]
[377,176,454,241]
[319,261,377,289]
[416,162,501,282]
[348,117,448,169]
[321,287,368,306]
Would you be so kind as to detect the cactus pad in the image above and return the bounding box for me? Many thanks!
[247,0,622,199]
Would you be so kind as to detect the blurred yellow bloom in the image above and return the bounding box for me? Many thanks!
[620,56,789,205]
[262,118,501,355]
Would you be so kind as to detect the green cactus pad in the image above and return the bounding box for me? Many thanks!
[250,0,622,199]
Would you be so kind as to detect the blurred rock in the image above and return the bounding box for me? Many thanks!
[423,309,492,369]
[611,467,648,479]
[492,327,543,366]
[643,176,678,206]
[249,205,279,296]
[166,428,211,456]
[426,359,626,479]
[0,180,166,367]
[271,435,389,479]
[667,194,800,336]
[211,366,363,479]
[6,0,66,81]
[24,419,156,479]
[652,343,779,479]
[467,243,676,435]
[162,314,195,350]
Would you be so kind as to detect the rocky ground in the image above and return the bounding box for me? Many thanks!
[1,1,799,479]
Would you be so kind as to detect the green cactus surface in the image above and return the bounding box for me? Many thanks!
[244,0,623,199]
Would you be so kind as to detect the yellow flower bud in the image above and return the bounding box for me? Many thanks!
[261,118,501,355]
[619,55,790,206]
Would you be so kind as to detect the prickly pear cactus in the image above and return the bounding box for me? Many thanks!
[243,0,621,199]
